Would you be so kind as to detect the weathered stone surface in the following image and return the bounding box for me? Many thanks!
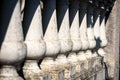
[0,66,23,80]
[105,0,120,79]
[0,0,119,80]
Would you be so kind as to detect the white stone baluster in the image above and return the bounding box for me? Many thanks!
[93,5,101,68]
[100,10,108,47]
[96,7,108,80]
[69,0,82,78]
[85,3,96,74]
[79,2,89,50]
[93,8,100,47]
[0,0,26,80]
[40,0,60,80]
[22,0,46,79]
[92,7,102,80]
[98,7,108,58]
[87,5,96,49]
[69,0,81,52]
[56,0,73,79]
[77,2,89,79]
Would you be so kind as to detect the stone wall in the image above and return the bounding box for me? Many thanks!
[105,0,120,80]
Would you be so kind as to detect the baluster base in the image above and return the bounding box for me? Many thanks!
[41,57,58,80]
[23,60,44,80]
[0,65,23,80]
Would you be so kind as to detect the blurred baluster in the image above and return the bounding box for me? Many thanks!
[69,0,82,79]
[100,10,107,47]
[22,0,46,79]
[87,4,96,49]
[56,0,73,79]
[40,0,60,80]
[79,2,89,50]
[0,0,26,79]
[77,1,89,79]
[85,3,96,76]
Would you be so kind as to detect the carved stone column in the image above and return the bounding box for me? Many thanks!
[0,0,26,80]
[69,0,82,79]
[40,0,60,80]
[56,0,73,79]
[22,0,46,79]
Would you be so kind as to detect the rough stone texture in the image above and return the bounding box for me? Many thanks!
[0,66,23,80]
[0,0,119,80]
[23,60,44,80]
[105,0,120,80]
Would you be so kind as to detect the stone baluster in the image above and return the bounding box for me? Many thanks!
[87,4,96,50]
[79,2,89,51]
[92,1,102,80]
[69,0,82,79]
[93,9,100,47]
[86,2,96,75]
[77,2,89,79]
[40,0,60,80]
[93,1,100,67]
[56,0,73,79]
[96,4,108,80]
[98,9,108,57]
[0,0,26,80]
[22,0,46,79]
[100,10,107,47]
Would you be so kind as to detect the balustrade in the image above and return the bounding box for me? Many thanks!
[0,0,112,80]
